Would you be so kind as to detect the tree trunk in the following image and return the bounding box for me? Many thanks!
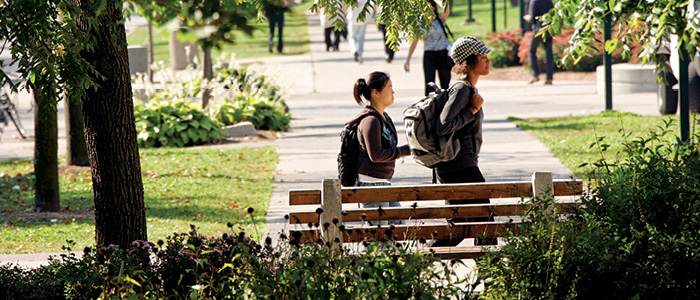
[65,98,89,166]
[147,21,153,83]
[201,45,213,108]
[77,0,147,248]
[33,84,60,212]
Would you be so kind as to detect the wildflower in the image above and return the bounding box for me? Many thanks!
[247,207,255,214]
[332,217,339,225]
[315,208,323,214]
[265,236,272,246]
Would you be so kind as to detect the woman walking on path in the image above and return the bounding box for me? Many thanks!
[345,71,411,224]
[403,0,453,95]
[432,36,495,246]
[347,0,371,63]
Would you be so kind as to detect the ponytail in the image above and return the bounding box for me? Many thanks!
[353,78,372,105]
[353,71,391,105]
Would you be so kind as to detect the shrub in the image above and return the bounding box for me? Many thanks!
[132,61,291,132]
[209,94,291,131]
[478,120,700,299]
[0,225,481,299]
[484,29,523,68]
[134,99,223,148]
[518,27,644,72]
[217,67,289,112]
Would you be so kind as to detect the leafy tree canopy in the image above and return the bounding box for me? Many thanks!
[313,0,454,50]
[127,0,258,50]
[0,0,103,105]
[543,0,700,72]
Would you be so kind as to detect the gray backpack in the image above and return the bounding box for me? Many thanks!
[403,82,461,168]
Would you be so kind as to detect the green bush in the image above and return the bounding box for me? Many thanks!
[217,67,289,112]
[0,224,480,299]
[134,99,223,148]
[483,29,523,68]
[209,94,291,131]
[478,121,700,299]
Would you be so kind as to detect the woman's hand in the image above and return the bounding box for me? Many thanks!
[403,61,410,72]
[470,93,484,114]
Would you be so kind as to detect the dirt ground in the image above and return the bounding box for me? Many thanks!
[487,66,597,81]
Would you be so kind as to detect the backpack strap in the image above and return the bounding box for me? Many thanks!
[432,9,454,42]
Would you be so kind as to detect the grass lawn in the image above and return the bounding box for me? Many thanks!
[509,111,697,178]
[447,0,523,38]
[0,146,277,254]
[126,1,314,67]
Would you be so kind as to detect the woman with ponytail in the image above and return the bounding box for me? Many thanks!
[345,71,410,224]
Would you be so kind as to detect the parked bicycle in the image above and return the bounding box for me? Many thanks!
[0,89,27,140]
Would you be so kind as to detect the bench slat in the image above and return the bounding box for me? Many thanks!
[341,180,582,204]
[289,180,581,206]
[289,202,580,224]
[291,222,517,243]
[424,245,500,259]
[289,189,322,205]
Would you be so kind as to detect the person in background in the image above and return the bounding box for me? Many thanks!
[345,71,411,225]
[404,0,453,96]
[375,5,395,63]
[266,0,288,54]
[526,0,554,84]
[347,0,372,63]
[432,36,495,246]
[318,0,344,51]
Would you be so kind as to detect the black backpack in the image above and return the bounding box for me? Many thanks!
[337,114,374,187]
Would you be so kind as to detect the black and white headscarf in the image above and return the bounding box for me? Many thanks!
[450,36,491,65]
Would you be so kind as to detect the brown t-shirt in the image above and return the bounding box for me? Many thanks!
[346,106,410,180]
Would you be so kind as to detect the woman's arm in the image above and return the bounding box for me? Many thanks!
[404,39,419,72]
[359,117,410,162]
[435,83,478,136]
[440,5,450,20]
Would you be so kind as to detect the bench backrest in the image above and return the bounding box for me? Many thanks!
[288,172,582,246]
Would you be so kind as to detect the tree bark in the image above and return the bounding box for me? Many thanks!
[147,21,153,83]
[77,0,147,248]
[201,45,213,108]
[65,98,89,166]
[33,84,60,212]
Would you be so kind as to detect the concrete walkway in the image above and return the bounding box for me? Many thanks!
[260,11,659,241]
[0,10,660,268]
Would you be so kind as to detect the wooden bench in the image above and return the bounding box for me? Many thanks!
[288,172,583,259]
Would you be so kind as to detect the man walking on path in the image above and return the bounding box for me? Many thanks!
[526,0,554,85]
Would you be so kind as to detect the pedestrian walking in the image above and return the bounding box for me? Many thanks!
[265,0,288,54]
[345,71,411,224]
[431,36,495,246]
[404,0,453,96]
[375,5,394,63]
[317,0,344,51]
[347,0,372,63]
[525,0,554,84]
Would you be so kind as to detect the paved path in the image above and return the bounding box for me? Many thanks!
[0,10,660,268]
[260,11,659,241]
